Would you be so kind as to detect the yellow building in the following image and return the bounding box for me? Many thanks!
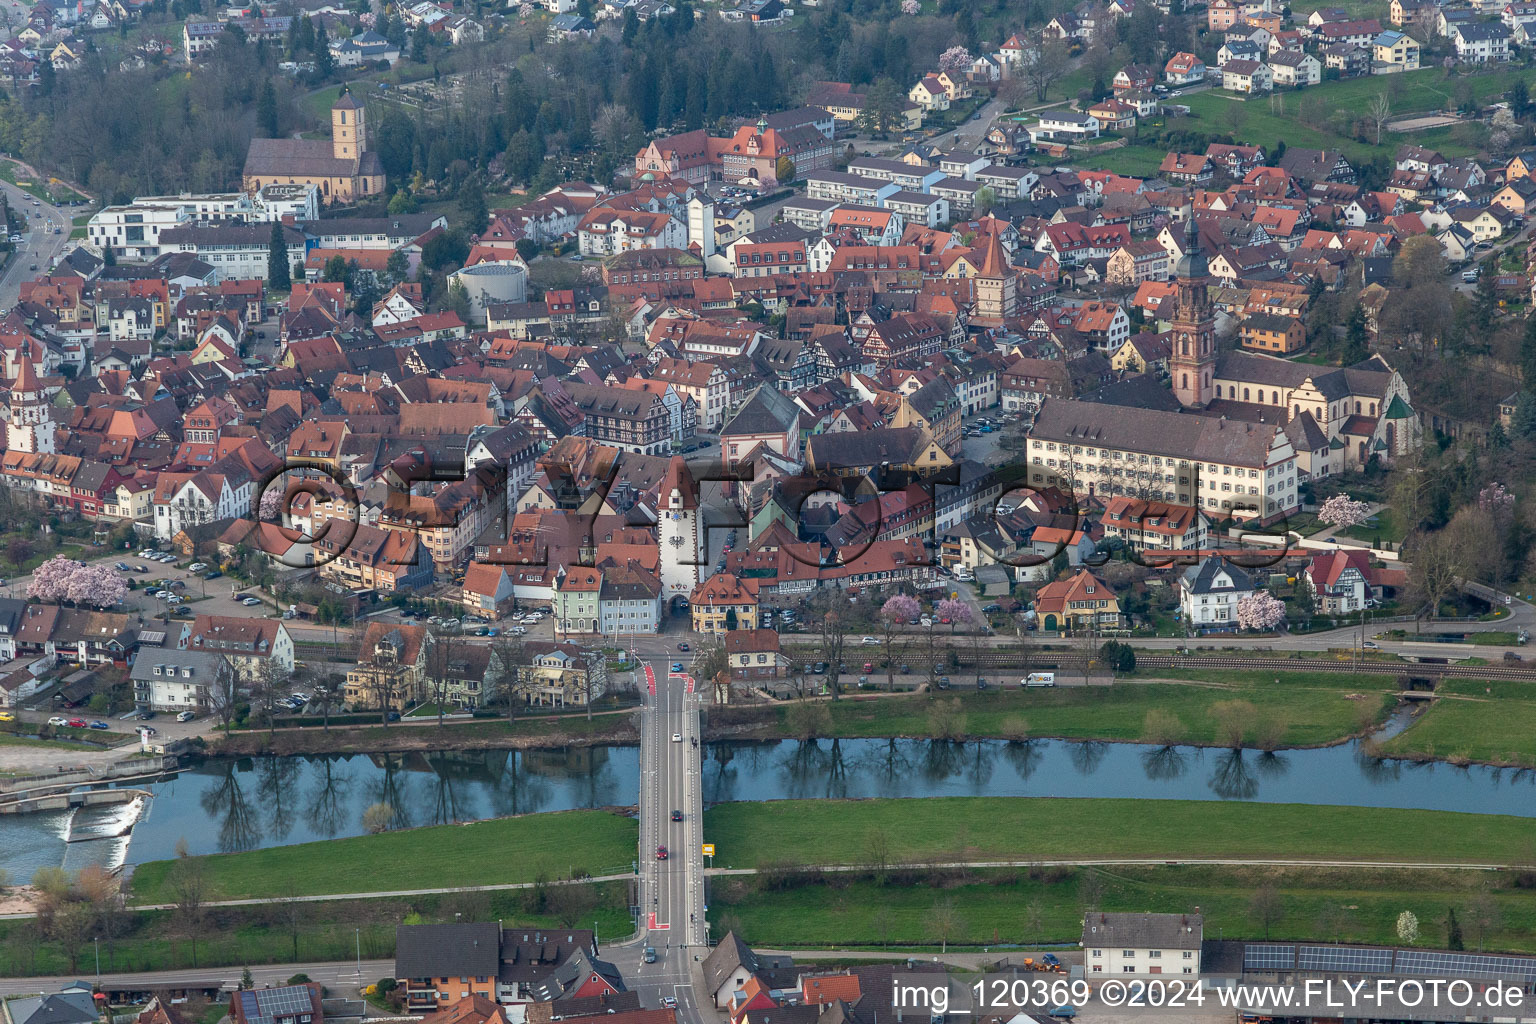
[242,86,385,204]
[690,574,760,634]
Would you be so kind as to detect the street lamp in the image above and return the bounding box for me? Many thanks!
[94,936,100,979]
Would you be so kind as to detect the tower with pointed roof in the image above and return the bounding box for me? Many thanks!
[970,231,1016,327]
[6,340,55,454]
[1170,207,1215,408]
[657,455,704,608]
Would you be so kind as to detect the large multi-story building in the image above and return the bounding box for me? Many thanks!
[1026,398,1300,523]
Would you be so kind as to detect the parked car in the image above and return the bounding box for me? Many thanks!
[89,721,110,730]
[861,636,879,645]
[176,711,195,722]
[205,570,222,579]
[188,563,207,572]
[0,711,13,722]
[48,716,70,726]
[67,718,88,728]
[114,562,132,571]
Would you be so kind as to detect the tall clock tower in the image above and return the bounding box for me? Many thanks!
[658,456,703,606]
[1170,208,1216,408]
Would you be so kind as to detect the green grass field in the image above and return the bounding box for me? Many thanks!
[1382,678,1536,766]
[0,885,630,977]
[702,798,1536,870]
[1339,507,1406,545]
[1108,67,1531,174]
[128,810,638,904]
[711,863,1536,951]
[757,670,1394,748]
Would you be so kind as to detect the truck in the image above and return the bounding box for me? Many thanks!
[1023,672,1056,687]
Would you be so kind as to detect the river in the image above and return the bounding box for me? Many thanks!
[4,731,1536,883]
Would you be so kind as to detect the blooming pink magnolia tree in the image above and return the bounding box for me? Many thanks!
[938,46,973,73]
[881,594,921,623]
[258,486,285,522]
[900,0,920,13]
[1317,494,1371,529]
[936,598,972,631]
[27,556,128,608]
[1479,482,1514,518]
[1236,591,1286,632]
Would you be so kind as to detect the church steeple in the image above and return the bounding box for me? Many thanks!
[1170,203,1215,409]
[7,338,55,454]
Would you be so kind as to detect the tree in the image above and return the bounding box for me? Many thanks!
[1366,91,1391,144]
[938,46,973,73]
[857,78,907,135]
[27,556,127,607]
[241,967,255,990]
[930,897,963,953]
[1463,892,1501,952]
[879,595,920,690]
[457,175,488,234]
[257,80,279,138]
[1396,909,1420,945]
[900,0,918,11]
[1249,883,1284,940]
[169,843,211,967]
[1446,907,1464,950]
[321,254,350,284]
[1023,36,1072,102]
[810,590,852,700]
[1209,699,1256,748]
[1318,494,1371,529]
[1405,524,1467,620]
[267,221,291,291]
[1236,591,1286,632]
[410,22,430,62]
[446,280,472,322]
[775,155,796,185]
[974,186,997,215]
[362,802,396,833]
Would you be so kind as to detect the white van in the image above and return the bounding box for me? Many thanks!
[1023,672,1056,687]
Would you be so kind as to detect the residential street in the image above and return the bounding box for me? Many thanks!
[0,172,73,311]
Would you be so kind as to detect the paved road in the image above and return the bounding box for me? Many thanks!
[0,171,73,310]
[630,661,708,1023]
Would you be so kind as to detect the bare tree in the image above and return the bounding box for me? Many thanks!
[930,897,963,953]
[1463,893,1502,952]
[866,828,893,885]
[424,625,460,729]
[207,668,241,736]
[1406,524,1469,622]
[489,635,528,724]
[1209,699,1256,748]
[1250,883,1284,940]
[169,842,212,967]
[1023,35,1072,103]
[810,590,851,700]
[1367,92,1391,145]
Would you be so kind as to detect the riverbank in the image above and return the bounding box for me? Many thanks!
[1380,678,1536,767]
[127,809,638,904]
[0,883,629,977]
[700,798,1536,870]
[207,709,638,757]
[711,863,1536,952]
[710,670,1397,750]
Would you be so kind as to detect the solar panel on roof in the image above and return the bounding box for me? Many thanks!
[1243,945,1295,971]
[1297,946,1393,974]
[1396,950,1536,983]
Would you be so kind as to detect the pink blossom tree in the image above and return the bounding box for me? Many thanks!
[258,486,285,522]
[900,0,919,13]
[64,564,127,608]
[26,555,75,603]
[1318,494,1371,529]
[879,594,921,689]
[937,597,972,633]
[27,556,127,608]
[1236,591,1286,632]
[938,46,973,74]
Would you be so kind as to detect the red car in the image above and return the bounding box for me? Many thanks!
[67,718,87,729]
[656,845,669,860]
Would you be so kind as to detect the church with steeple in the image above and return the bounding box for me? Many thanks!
[242,85,385,204]
[1169,208,1216,408]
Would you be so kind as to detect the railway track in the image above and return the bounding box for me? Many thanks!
[784,645,1536,680]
